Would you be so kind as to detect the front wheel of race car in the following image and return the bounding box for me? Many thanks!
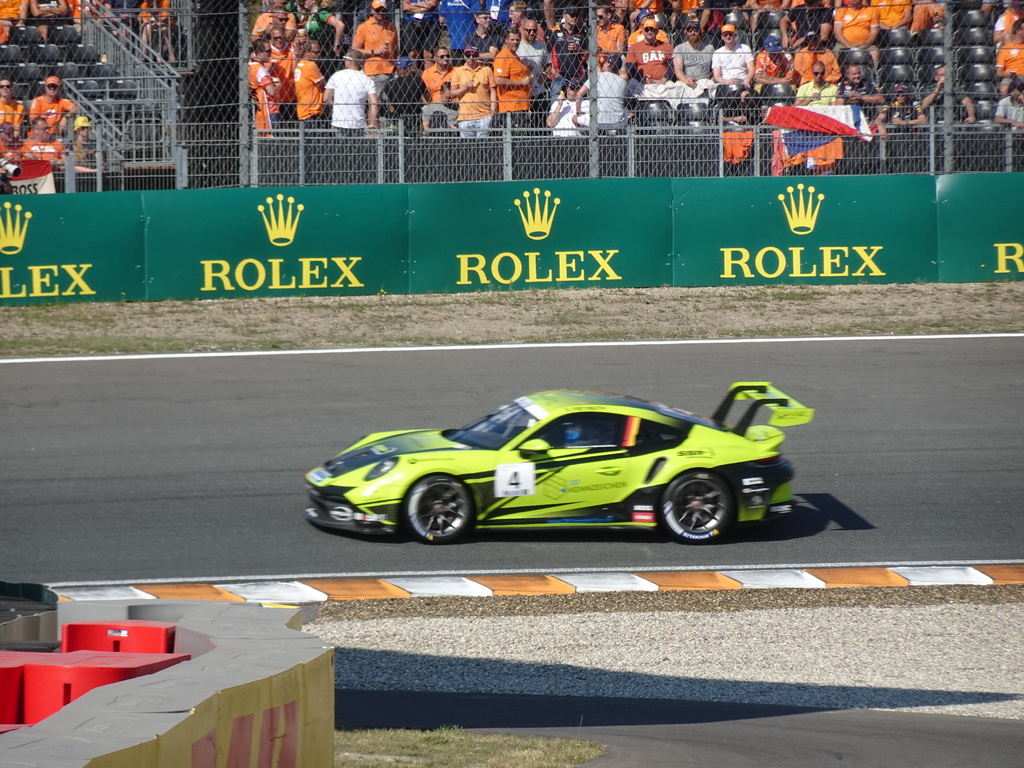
[660,471,736,543]
[403,474,476,544]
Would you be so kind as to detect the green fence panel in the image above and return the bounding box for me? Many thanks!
[142,186,410,300]
[672,176,938,287]
[0,192,145,306]
[407,179,674,294]
[936,173,1024,283]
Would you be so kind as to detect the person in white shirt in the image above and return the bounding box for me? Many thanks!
[323,49,380,133]
[546,78,588,135]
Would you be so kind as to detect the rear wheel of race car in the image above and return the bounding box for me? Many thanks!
[403,474,476,544]
[660,471,736,543]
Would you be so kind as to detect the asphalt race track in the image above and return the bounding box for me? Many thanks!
[3,334,1024,585]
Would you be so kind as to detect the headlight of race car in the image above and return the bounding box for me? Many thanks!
[365,457,398,481]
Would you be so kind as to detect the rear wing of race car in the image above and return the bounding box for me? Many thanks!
[711,382,814,437]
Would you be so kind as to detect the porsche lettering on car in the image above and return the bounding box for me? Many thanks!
[303,382,814,544]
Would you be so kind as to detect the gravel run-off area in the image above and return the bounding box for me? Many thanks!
[307,586,1024,721]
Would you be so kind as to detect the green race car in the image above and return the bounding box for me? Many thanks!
[303,382,814,544]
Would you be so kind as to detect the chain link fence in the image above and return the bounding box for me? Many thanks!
[3,0,1021,191]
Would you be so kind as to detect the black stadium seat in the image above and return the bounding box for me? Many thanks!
[0,45,20,65]
[959,45,995,66]
[879,63,916,85]
[838,47,872,69]
[916,28,945,47]
[761,82,795,105]
[881,27,912,48]
[9,26,41,46]
[69,44,100,65]
[955,26,992,46]
[30,44,60,64]
[917,46,945,70]
[47,25,80,48]
[880,46,914,67]
[960,63,996,83]
[12,62,41,84]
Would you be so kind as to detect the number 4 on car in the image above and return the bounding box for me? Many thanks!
[303,383,814,544]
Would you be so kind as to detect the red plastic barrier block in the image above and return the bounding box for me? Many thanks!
[0,654,26,725]
[61,620,177,654]
[22,651,190,725]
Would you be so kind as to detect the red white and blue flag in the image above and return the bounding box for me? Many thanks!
[765,105,874,155]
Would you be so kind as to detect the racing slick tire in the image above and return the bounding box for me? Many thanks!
[660,470,736,543]
[403,474,476,544]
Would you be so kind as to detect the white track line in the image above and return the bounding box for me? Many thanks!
[3,333,1023,365]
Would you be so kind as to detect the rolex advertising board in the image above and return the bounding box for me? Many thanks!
[0,192,144,306]
[936,173,1024,283]
[672,176,938,286]
[142,186,410,300]
[406,179,674,294]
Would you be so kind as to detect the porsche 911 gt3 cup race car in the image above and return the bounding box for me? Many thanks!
[304,382,814,544]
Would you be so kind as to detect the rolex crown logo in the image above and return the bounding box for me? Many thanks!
[514,188,560,241]
[777,184,824,236]
[0,201,32,256]
[258,194,304,247]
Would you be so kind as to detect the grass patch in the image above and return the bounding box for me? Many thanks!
[333,726,604,768]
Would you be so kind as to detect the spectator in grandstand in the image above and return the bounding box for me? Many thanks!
[696,0,739,39]
[517,18,549,114]
[493,29,533,126]
[995,76,1024,128]
[835,62,884,116]
[546,77,587,135]
[0,78,25,140]
[795,61,838,105]
[920,64,977,123]
[324,49,380,134]
[873,82,925,137]
[140,0,177,63]
[753,36,796,92]
[997,20,1024,95]
[712,23,754,100]
[19,116,64,168]
[29,0,70,41]
[439,0,476,62]
[252,0,298,44]
[673,20,712,81]
[450,43,497,136]
[548,8,587,101]
[462,10,502,63]
[248,41,280,135]
[29,76,76,137]
[294,39,328,127]
[380,55,429,132]
[297,0,345,66]
[780,0,833,49]
[832,0,880,69]
[628,17,673,85]
[421,45,457,131]
[995,0,1024,47]
[502,1,531,36]
[909,0,943,37]
[0,121,20,160]
[793,32,840,85]
[487,0,513,26]
[402,0,440,62]
[266,23,298,122]
[71,115,99,172]
[874,0,912,39]
[574,54,629,131]
[746,0,786,42]
[353,0,399,91]
[595,3,626,62]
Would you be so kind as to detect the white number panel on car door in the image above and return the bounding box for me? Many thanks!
[494,463,537,497]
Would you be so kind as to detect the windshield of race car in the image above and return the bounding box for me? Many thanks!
[447,401,539,449]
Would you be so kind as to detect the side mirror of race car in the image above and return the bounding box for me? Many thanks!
[519,438,551,456]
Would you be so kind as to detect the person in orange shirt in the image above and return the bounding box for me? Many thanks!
[493,29,531,126]
[248,42,280,135]
[994,0,1024,47]
[449,43,496,137]
[353,0,398,90]
[251,0,297,44]
[294,39,326,125]
[140,0,176,62]
[265,23,297,122]
[997,20,1024,94]
[833,0,880,67]
[792,32,841,84]
[0,120,20,161]
[0,78,25,140]
[29,76,76,136]
[421,44,456,131]
[19,116,64,168]
[595,3,626,63]
[873,0,911,36]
